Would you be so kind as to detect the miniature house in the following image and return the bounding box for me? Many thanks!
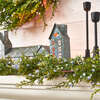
[0,31,49,59]
[0,24,71,59]
[49,24,70,58]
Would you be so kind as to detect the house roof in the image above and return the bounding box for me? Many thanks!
[39,45,50,53]
[6,46,39,57]
[49,24,68,39]
[6,45,50,57]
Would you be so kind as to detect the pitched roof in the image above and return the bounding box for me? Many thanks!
[6,46,40,57]
[6,45,50,57]
[49,24,68,39]
[39,45,50,53]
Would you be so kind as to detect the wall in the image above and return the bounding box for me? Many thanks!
[9,0,100,57]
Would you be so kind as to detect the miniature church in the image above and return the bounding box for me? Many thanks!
[49,24,70,58]
[0,24,70,59]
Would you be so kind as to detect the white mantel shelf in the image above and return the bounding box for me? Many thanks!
[0,76,100,100]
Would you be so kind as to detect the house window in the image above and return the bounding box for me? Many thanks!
[53,33,59,37]
[58,52,62,58]
[57,44,62,58]
[58,39,62,46]
[52,47,55,56]
[58,46,61,52]
[52,40,55,45]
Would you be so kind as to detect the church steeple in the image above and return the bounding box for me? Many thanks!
[4,31,12,54]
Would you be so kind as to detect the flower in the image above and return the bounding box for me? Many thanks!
[71,61,74,65]
[97,83,100,85]
[66,64,68,66]
[56,66,59,69]
[64,58,67,62]
[76,68,79,71]
[73,74,76,77]
[8,61,11,64]
[35,69,39,73]
[57,67,60,70]
[92,69,95,72]
[53,69,56,72]
[26,64,30,67]
[92,65,96,68]
[34,79,40,84]
[80,75,82,78]
[72,80,75,83]
[12,64,19,69]
[30,57,33,59]
[19,58,22,62]
[90,74,92,77]
[93,57,96,60]
[61,67,63,69]
[64,74,67,77]
[28,73,32,76]
[68,82,73,87]
[37,62,41,66]
[83,73,86,76]
[14,58,18,61]
[91,82,95,85]
[87,74,92,80]
[87,76,91,80]
[45,54,49,57]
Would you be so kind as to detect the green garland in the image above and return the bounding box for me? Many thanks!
[91,88,100,100]
[16,53,100,100]
[0,53,100,100]
[17,53,100,87]
[0,56,17,75]
[0,0,59,31]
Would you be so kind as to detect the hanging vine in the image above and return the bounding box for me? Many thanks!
[0,0,59,31]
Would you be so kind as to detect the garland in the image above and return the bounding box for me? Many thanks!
[17,53,100,87]
[16,53,100,100]
[0,57,17,75]
[0,53,100,100]
[0,0,59,31]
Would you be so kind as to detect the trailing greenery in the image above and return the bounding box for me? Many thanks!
[0,57,17,75]
[0,0,59,31]
[0,53,99,100]
[90,87,100,100]
[17,53,100,100]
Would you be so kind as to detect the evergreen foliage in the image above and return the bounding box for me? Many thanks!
[0,0,59,30]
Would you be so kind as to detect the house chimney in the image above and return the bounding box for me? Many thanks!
[0,32,4,43]
[4,31,12,54]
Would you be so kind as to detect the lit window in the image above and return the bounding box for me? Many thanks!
[58,39,61,46]
[58,46,62,52]
[58,52,62,58]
